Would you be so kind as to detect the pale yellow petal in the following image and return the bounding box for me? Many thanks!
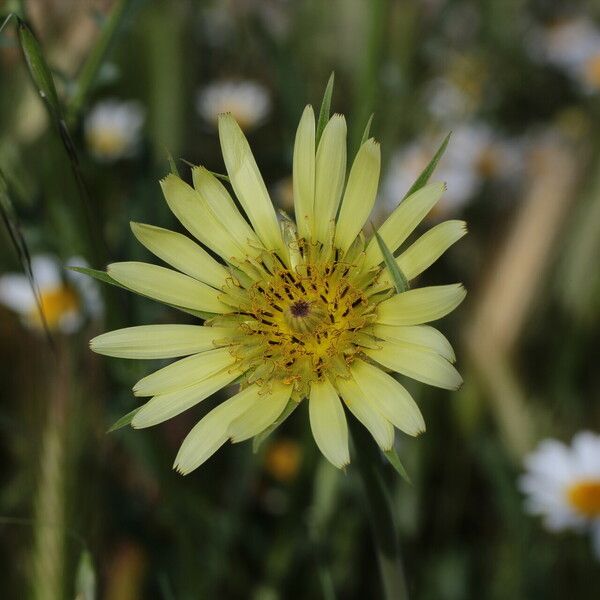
[218,114,285,256]
[364,182,445,268]
[160,174,247,261]
[191,166,262,251]
[108,261,231,314]
[334,138,381,253]
[309,378,350,468]
[336,375,395,451]
[132,367,240,429]
[376,284,466,326]
[90,324,232,359]
[351,359,425,436]
[228,381,292,442]
[365,341,463,390]
[373,324,456,362]
[133,347,235,397]
[314,115,347,244]
[376,220,467,289]
[173,386,259,474]
[131,222,228,289]
[293,105,316,240]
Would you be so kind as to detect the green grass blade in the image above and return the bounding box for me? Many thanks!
[316,72,335,145]
[0,169,55,349]
[373,230,409,293]
[402,131,451,200]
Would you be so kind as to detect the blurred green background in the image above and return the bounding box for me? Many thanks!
[1,0,599,598]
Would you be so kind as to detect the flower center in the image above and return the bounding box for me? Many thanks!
[566,480,600,517]
[290,300,310,317]
[224,260,378,399]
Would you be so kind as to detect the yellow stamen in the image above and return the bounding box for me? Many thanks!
[567,480,600,517]
[216,248,381,400]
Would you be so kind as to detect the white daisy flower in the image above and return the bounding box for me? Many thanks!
[380,123,522,221]
[531,17,600,93]
[0,255,103,334]
[196,79,271,131]
[84,100,145,162]
[519,432,600,560]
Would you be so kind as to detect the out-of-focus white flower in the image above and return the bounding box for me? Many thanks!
[271,176,294,214]
[380,123,523,221]
[531,17,600,93]
[519,432,600,560]
[197,80,271,131]
[84,100,145,162]
[0,255,103,334]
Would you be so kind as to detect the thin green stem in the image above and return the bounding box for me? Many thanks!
[350,418,409,600]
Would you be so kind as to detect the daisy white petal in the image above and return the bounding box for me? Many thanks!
[0,275,35,312]
[309,378,350,468]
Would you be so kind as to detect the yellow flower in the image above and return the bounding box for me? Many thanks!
[91,108,466,474]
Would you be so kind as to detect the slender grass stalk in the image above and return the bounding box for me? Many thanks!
[67,0,130,124]
[350,418,409,600]
[30,348,70,600]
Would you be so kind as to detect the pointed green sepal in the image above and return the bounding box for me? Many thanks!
[316,72,335,145]
[403,131,451,200]
[373,230,409,293]
[384,449,412,484]
[107,407,141,433]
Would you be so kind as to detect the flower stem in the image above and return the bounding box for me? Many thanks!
[350,418,409,600]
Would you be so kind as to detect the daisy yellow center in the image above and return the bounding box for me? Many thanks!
[567,480,600,517]
[221,258,380,400]
[87,129,128,157]
[28,286,79,330]
[584,54,600,89]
